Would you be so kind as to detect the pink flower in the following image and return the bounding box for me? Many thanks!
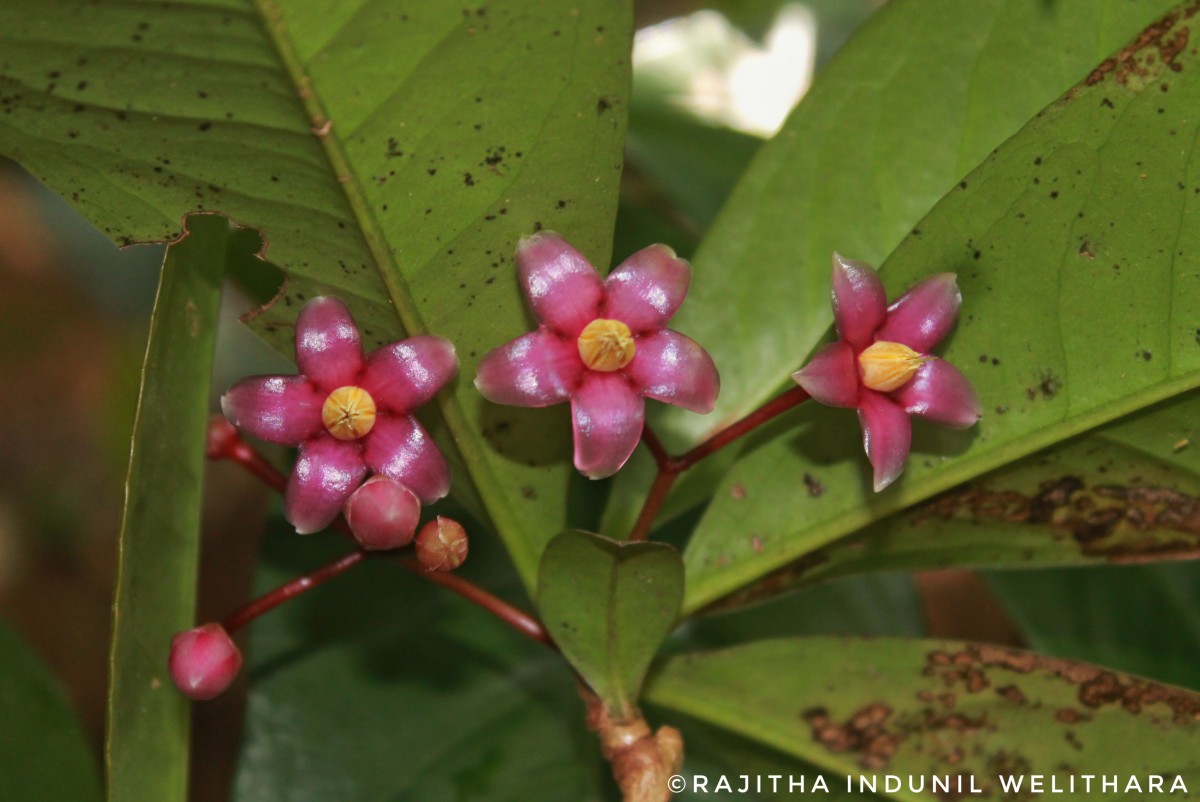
[475,233,720,479]
[222,297,456,534]
[792,254,981,492]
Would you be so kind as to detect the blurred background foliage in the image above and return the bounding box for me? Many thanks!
[3,0,1198,799]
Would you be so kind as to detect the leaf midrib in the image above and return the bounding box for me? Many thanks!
[250,0,526,562]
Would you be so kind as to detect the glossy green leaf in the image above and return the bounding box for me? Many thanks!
[716,392,1200,606]
[107,215,259,802]
[0,620,102,802]
[662,0,1181,446]
[0,0,633,594]
[989,561,1200,691]
[233,526,609,801]
[681,2,1200,612]
[647,638,1200,800]
[537,530,684,716]
[603,0,1180,541]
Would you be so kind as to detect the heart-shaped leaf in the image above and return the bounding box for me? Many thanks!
[647,638,1200,800]
[537,530,683,717]
[107,215,259,802]
[0,0,633,594]
[681,2,1200,612]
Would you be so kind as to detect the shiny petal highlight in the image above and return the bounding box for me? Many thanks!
[570,372,646,479]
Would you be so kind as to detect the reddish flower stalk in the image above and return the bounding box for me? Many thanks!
[207,418,553,648]
[222,550,368,634]
[627,385,812,542]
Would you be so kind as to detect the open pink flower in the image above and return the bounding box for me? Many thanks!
[475,232,719,479]
[792,254,981,492]
[222,297,456,533]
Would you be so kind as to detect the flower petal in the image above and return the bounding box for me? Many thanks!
[474,329,584,407]
[363,414,451,504]
[363,335,457,414]
[831,253,887,349]
[603,244,691,333]
[894,359,981,429]
[220,375,324,445]
[571,372,645,479]
[517,232,603,337]
[624,329,719,413]
[875,273,961,352]
[284,435,368,534]
[791,341,859,408]
[295,296,366,391]
[857,390,912,493]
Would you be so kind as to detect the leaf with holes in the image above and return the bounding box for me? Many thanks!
[0,0,633,594]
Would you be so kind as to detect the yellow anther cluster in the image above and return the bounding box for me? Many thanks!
[322,385,377,440]
[857,341,930,392]
[577,318,636,372]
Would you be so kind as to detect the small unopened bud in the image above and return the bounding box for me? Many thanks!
[414,516,468,571]
[344,475,420,550]
[168,623,241,700]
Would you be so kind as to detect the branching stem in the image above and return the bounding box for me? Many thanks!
[206,417,554,648]
[627,386,811,542]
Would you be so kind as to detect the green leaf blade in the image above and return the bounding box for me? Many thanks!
[647,638,1200,800]
[537,530,684,716]
[106,214,258,802]
[0,0,635,592]
[0,620,102,802]
[681,1,1200,612]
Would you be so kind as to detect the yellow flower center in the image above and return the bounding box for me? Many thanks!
[577,318,636,372]
[322,385,377,440]
[857,341,931,392]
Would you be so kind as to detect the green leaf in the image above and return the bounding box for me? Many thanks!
[0,620,102,802]
[647,638,1200,800]
[988,561,1200,691]
[0,0,633,595]
[681,2,1200,612]
[718,392,1200,605]
[107,215,258,802]
[661,0,1180,446]
[233,526,609,801]
[537,530,684,716]
[603,0,1180,541]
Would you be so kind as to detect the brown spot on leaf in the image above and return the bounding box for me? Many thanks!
[804,704,898,769]
[1083,4,1195,87]
[912,475,1200,562]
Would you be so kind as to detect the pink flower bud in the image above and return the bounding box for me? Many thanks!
[168,623,242,700]
[414,516,468,571]
[343,475,421,551]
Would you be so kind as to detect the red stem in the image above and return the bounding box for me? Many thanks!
[627,386,811,542]
[207,417,554,648]
[222,550,367,633]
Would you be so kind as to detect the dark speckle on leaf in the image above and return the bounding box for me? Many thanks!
[463,172,475,186]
